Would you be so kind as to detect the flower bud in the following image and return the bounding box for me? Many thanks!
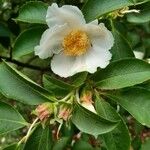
[80,91,96,113]
[58,105,72,121]
[35,102,54,121]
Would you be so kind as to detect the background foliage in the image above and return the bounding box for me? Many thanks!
[0,0,150,150]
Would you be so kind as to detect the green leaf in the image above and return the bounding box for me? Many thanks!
[3,144,17,150]
[24,125,52,150]
[82,0,149,22]
[92,59,150,90]
[0,101,28,135]
[127,2,150,23]
[141,138,150,150]
[132,136,142,150]
[52,137,70,150]
[110,29,134,61]
[72,103,119,136]
[43,74,74,97]
[43,74,74,90]
[13,27,45,59]
[0,23,10,37]
[73,140,95,150]
[15,1,48,24]
[95,96,130,150]
[139,81,150,91]
[2,143,22,150]
[0,61,55,105]
[70,72,88,87]
[106,87,150,127]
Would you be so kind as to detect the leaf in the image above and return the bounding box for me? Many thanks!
[92,59,150,90]
[15,1,48,24]
[0,101,28,135]
[141,138,150,150]
[3,143,18,150]
[71,103,119,136]
[105,87,150,127]
[73,140,95,150]
[24,125,52,150]
[43,74,74,96]
[110,29,134,61]
[2,143,23,150]
[0,23,10,37]
[13,27,45,59]
[52,137,70,150]
[127,2,150,23]
[95,96,130,150]
[139,81,150,91]
[43,74,74,90]
[70,72,88,87]
[82,0,149,22]
[0,61,56,105]
[132,136,142,150]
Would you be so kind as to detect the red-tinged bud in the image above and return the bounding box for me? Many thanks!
[81,91,93,104]
[35,102,54,121]
[80,91,96,113]
[58,105,72,121]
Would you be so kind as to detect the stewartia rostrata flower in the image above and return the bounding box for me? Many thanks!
[35,3,114,77]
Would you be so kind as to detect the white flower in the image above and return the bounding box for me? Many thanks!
[34,3,114,78]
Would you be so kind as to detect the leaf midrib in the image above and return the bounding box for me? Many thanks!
[0,118,28,126]
[96,71,150,84]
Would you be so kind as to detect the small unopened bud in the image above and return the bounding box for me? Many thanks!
[58,105,72,121]
[81,91,93,104]
[80,91,96,113]
[35,102,54,121]
[81,103,96,114]
[133,51,144,59]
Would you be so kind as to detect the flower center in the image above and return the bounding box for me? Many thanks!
[62,30,90,56]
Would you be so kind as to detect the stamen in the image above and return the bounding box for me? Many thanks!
[62,30,90,56]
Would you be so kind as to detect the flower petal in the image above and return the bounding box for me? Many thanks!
[75,22,114,73]
[51,52,76,78]
[89,19,98,25]
[71,48,111,75]
[86,23,114,50]
[51,46,111,77]
[46,3,85,28]
[84,46,112,73]
[34,24,69,59]
[71,45,112,74]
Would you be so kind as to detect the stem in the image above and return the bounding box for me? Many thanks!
[56,122,63,139]
[75,89,80,103]
[109,19,115,31]
[25,118,39,142]
[17,118,39,146]
[59,91,74,102]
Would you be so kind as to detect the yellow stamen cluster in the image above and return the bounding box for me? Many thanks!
[63,30,90,56]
